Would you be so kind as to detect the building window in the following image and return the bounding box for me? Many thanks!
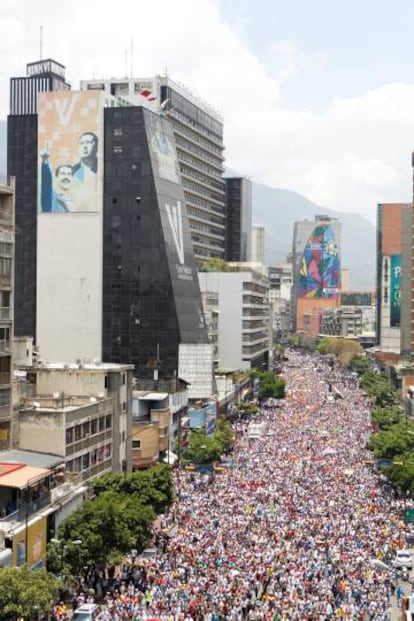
[0,389,10,406]
[105,415,112,429]
[0,258,11,277]
[132,439,141,449]
[113,145,123,155]
[75,425,82,441]
[82,453,90,470]
[0,327,9,352]
[91,418,97,435]
[113,128,123,136]
[65,427,73,445]
[99,416,105,432]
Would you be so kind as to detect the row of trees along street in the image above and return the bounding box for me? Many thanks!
[0,463,174,618]
[290,335,414,496]
[0,417,241,618]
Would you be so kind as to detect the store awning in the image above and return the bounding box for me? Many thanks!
[0,465,51,489]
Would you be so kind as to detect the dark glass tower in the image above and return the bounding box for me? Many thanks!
[224,176,252,262]
[103,106,209,378]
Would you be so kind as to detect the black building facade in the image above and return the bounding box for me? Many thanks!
[103,106,208,378]
[224,176,252,262]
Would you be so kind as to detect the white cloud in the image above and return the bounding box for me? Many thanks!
[0,0,413,222]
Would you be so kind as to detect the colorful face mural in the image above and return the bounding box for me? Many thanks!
[298,224,340,299]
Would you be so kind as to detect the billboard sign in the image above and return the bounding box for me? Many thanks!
[13,516,47,569]
[341,292,372,306]
[390,254,401,327]
[38,91,103,213]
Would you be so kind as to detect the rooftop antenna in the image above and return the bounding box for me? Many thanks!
[124,49,128,78]
[130,37,133,78]
[40,24,43,60]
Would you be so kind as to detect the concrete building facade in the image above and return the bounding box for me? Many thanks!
[0,178,15,450]
[7,59,71,339]
[14,362,134,476]
[376,203,410,354]
[251,225,265,265]
[199,264,270,371]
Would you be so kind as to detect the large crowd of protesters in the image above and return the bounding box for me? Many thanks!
[63,349,414,620]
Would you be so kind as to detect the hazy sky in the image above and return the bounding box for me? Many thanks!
[2,0,414,221]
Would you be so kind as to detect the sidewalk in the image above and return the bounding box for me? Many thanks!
[390,578,411,621]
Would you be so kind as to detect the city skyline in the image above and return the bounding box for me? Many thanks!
[2,0,414,222]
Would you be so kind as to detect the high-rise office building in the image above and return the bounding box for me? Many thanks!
[0,178,14,449]
[224,177,252,262]
[7,63,212,393]
[80,76,226,264]
[7,60,71,338]
[376,202,411,354]
[251,225,266,264]
[292,215,341,332]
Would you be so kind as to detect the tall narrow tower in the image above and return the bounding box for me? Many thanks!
[7,59,70,338]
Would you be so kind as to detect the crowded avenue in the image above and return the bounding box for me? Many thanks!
[99,350,412,620]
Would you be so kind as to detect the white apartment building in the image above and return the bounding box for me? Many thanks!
[199,264,270,371]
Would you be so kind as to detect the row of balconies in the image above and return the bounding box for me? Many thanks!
[170,111,224,153]
[175,138,224,173]
[65,429,112,457]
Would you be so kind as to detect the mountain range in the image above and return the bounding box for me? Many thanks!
[0,119,375,288]
[252,182,375,290]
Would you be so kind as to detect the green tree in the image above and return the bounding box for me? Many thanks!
[372,406,402,430]
[360,371,399,407]
[317,337,364,366]
[56,490,155,578]
[259,375,286,400]
[388,460,414,495]
[213,418,235,453]
[199,258,230,272]
[185,428,223,464]
[367,421,414,458]
[349,354,369,375]
[0,566,58,620]
[91,464,174,514]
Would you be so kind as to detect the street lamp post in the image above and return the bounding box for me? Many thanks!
[50,538,82,582]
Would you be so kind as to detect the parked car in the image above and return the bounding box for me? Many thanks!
[72,603,100,621]
[394,549,413,569]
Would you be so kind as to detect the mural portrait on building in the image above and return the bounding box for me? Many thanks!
[37,91,103,213]
[298,223,340,299]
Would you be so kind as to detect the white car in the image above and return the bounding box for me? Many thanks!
[394,549,413,569]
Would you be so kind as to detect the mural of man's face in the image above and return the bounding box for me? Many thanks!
[56,166,73,192]
[79,133,97,160]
